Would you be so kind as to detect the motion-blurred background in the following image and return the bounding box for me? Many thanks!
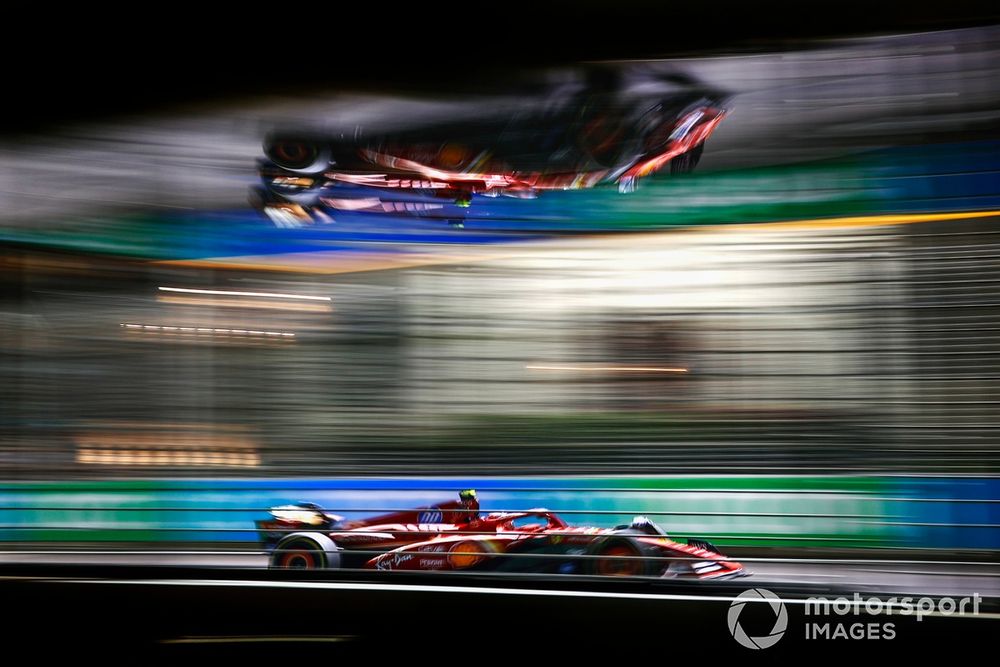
[1,6,999,597]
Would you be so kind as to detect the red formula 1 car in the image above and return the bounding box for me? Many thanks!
[250,68,730,228]
[257,491,747,580]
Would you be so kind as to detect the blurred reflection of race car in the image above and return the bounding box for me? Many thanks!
[250,69,730,228]
[257,490,747,580]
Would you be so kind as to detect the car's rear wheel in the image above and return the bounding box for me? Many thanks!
[270,533,340,570]
[274,539,322,569]
[263,137,331,174]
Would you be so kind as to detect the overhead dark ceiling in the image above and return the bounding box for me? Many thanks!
[6,2,998,131]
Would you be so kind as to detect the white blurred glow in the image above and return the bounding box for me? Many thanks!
[526,365,688,373]
[158,287,330,301]
[120,323,295,338]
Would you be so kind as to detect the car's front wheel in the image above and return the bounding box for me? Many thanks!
[586,538,659,577]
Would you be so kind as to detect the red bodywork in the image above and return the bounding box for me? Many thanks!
[365,510,745,580]
[260,501,747,580]
[334,106,729,197]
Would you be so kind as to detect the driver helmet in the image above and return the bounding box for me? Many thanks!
[458,489,480,521]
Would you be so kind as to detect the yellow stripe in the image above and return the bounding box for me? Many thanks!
[723,209,1000,233]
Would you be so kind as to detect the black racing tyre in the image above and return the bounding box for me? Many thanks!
[263,137,331,174]
[585,538,661,577]
[270,533,340,570]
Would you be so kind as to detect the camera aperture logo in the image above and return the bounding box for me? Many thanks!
[728,588,788,649]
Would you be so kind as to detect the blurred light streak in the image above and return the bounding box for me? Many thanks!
[157,287,330,301]
[712,209,1000,233]
[75,578,963,609]
[160,636,353,645]
[328,174,450,189]
[0,551,995,569]
[526,365,689,373]
[120,323,296,338]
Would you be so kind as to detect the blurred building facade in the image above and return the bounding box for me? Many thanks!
[4,215,998,477]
